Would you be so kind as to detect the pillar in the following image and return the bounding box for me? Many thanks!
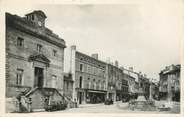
[83,91,86,104]
[114,91,116,102]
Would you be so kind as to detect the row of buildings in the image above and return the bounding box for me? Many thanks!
[64,45,163,104]
[159,64,180,102]
[5,10,180,112]
[64,46,155,104]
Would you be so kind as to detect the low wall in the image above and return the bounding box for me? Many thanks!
[6,97,18,113]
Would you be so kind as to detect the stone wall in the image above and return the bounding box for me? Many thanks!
[75,51,106,90]
[6,14,65,97]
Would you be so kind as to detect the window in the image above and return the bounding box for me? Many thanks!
[79,76,83,88]
[79,64,83,72]
[103,81,106,90]
[89,81,91,89]
[86,78,90,89]
[51,75,57,88]
[99,81,102,90]
[17,37,24,47]
[16,69,23,85]
[66,82,69,90]
[31,15,34,21]
[53,49,57,56]
[37,44,42,52]
[94,82,96,89]
[87,65,91,73]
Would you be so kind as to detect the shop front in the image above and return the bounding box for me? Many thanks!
[86,90,106,104]
[116,90,122,101]
[107,90,116,102]
[122,92,130,102]
[76,88,85,104]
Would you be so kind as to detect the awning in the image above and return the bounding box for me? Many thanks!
[87,90,106,94]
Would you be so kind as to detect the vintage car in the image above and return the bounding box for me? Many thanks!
[104,98,113,105]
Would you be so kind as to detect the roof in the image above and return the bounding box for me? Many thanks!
[160,64,181,75]
[123,69,139,82]
[76,51,107,65]
[25,10,47,18]
[6,12,66,48]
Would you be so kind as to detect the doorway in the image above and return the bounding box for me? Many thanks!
[78,92,83,104]
[34,67,44,88]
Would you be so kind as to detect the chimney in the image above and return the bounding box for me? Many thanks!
[91,53,98,60]
[71,45,76,50]
[115,60,119,67]
[129,67,133,72]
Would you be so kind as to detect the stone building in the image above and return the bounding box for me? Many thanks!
[121,74,129,102]
[106,64,116,102]
[121,68,139,100]
[159,64,180,101]
[151,82,159,100]
[137,73,150,99]
[64,46,107,104]
[6,11,66,111]
[106,63,124,102]
[63,73,74,100]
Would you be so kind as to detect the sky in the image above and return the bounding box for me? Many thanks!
[3,0,182,81]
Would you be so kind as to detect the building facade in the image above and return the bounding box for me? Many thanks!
[151,82,159,100]
[121,68,140,99]
[159,64,180,101]
[63,73,74,100]
[106,63,124,102]
[64,46,107,104]
[6,11,66,111]
[121,74,129,101]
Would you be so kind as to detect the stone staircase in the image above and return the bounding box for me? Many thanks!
[6,87,76,113]
[64,96,77,108]
[21,87,75,112]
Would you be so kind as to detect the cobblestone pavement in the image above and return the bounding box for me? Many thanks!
[36,101,180,113]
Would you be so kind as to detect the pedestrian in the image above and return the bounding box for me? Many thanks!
[27,97,32,112]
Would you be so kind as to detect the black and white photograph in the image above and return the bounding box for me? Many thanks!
[1,0,183,116]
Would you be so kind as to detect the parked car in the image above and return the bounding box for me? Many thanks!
[104,98,113,105]
[122,97,130,102]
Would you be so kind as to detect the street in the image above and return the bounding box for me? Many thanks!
[35,101,180,113]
